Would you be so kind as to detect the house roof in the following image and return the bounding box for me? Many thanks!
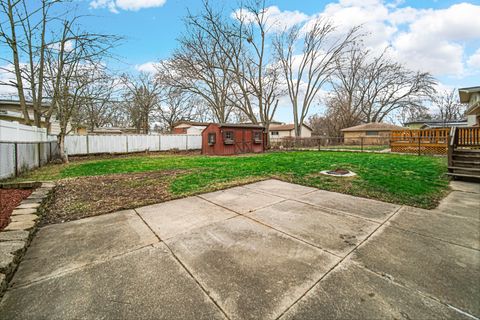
[458,86,480,103]
[0,99,51,109]
[173,121,210,127]
[341,122,405,132]
[404,119,467,126]
[269,123,313,131]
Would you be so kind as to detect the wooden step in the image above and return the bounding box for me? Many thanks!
[454,149,480,153]
[446,172,480,179]
[453,152,480,157]
[448,166,480,172]
[453,160,480,165]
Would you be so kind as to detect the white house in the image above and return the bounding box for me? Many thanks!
[458,86,480,127]
[172,121,209,135]
[269,123,312,140]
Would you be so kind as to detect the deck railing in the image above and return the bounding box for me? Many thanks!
[457,127,480,147]
[390,128,450,154]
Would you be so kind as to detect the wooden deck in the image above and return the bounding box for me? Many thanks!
[390,128,450,155]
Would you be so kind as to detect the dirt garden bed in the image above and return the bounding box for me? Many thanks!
[41,170,183,225]
[0,189,32,230]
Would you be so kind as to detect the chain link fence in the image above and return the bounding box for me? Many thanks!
[0,140,61,180]
[269,136,391,152]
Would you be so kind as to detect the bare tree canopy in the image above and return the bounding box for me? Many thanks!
[160,0,282,140]
[274,19,359,137]
[432,89,466,123]
[328,46,437,126]
[121,72,161,134]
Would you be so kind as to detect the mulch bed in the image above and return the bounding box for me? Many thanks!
[42,170,183,226]
[0,189,32,230]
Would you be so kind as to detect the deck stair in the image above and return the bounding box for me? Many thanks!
[448,128,480,180]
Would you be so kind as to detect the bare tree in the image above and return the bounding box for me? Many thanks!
[74,74,121,131]
[0,0,59,125]
[162,0,282,140]
[274,19,359,137]
[44,17,119,161]
[329,46,436,125]
[156,89,198,132]
[432,89,466,124]
[122,72,161,134]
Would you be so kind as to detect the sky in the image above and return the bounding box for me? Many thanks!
[2,0,480,123]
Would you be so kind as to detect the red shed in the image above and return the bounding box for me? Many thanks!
[201,123,266,155]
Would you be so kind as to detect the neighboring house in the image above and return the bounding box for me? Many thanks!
[403,119,469,129]
[269,123,313,139]
[0,99,69,135]
[172,121,209,134]
[89,127,138,135]
[341,122,405,145]
[458,86,480,127]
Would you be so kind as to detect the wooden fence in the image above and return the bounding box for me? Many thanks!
[390,128,450,155]
[457,127,480,148]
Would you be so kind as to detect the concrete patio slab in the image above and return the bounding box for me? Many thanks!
[243,179,316,199]
[10,210,158,287]
[0,245,226,320]
[353,226,480,317]
[281,261,468,320]
[297,190,400,222]
[437,191,480,220]
[389,206,480,250]
[199,186,284,214]
[136,197,236,240]
[250,200,379,256]
[450,180,480,193]
[166,216,338,320]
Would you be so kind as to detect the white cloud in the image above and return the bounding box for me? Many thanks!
[135,61,158,73]
[253,1,480,78]
[467,48,480,70]
[90,0,166,13]
[233,6,310,33]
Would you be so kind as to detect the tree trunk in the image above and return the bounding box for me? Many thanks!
[58,133,68,163]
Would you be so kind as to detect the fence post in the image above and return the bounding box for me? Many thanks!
[418,135,421,156]
[38,142,41,167]
[14,142,18,177]
[86,135,90,154]
[49,142,52,162]
[126,136,129,153]
[186,135,188,150]
[361,137,364,152]
[159,135,162,151]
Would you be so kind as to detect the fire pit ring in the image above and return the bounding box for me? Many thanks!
[320,168,357,177]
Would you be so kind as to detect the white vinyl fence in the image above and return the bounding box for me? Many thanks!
[0,120,60,180]
[64,134,202,156]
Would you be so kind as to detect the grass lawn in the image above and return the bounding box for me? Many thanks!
[14,151,449,224]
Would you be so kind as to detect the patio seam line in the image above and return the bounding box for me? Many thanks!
[132,208,231,320]
[240,180,318,199]
[196,193,287,217]
[5,243,157,291]
[197,196,343,258]
[290,198,389,224]
[357,261,480,320]
[274,204,405,320]
[386,223,480,252]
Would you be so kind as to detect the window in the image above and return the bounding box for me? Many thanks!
[223,131,234,144]
[253,131,262,144]
[365,131,379,136]
[208,133,216,145]
[271,131,279,136]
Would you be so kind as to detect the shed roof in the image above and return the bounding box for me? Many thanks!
[173,121,210,127]
[341,122,404,132]
[218,123,265,129]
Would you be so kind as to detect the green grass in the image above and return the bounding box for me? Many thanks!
[14,151,449,208]
[320,145,389,151]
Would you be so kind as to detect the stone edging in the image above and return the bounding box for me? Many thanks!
[0,182,55,296]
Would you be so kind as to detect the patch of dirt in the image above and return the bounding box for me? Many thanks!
[42,170,183,226]
[68,150,201,162]
[0,189,32,230]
